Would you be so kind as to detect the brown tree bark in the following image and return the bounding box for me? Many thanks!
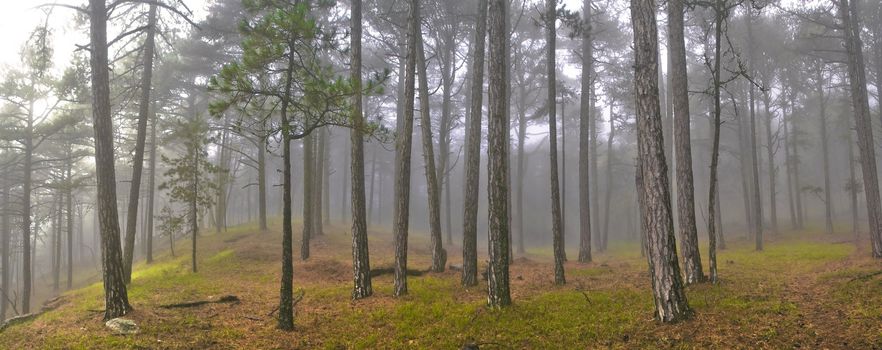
[350,0,372,300]
[89,0,132,320]
[415,23,446,273]
[578,0,593,263]
[630,0,690,322]
[667,0,703,284]
[301,134,314,260]
[462,0,487,287]
[839,0,882,257]
[487,0,511,307]
[123,4,158,283]
[393,0,418,297]
[277,48,297,331]
[546,0,565,286]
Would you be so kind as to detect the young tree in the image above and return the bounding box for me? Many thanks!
[630,0,690,322]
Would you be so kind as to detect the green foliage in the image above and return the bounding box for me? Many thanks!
[208,0,388,141]
[158,114,222,219]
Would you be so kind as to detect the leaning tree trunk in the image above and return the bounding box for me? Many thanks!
[350,0,372,300]
[546,0,565,286]
[839,0,882,257]
[631,0,690,323]
[462,0,488,287]
[487,0,511,307]
[578,0,593,263]
[415,26,446,273]
[89,0,132,320]
[668,0,704,284]
[123,4,157,283]
[393,0,418,296]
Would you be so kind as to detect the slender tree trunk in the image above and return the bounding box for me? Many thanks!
[21,109,32,315]
[89,0,132,319]
[561,99,567,261]
[516,83,526,255]
[258,137,268,232]
[792,115,804,229]
[66,161,74,289]
[578,0,593,263]
[840,0,882,257]
[707,1,725,284]
[590,85,601,251]
[394,0,418,296]
[667,0,703,283]
[350,0,373,299]
[146,111,156,263]
[783,101,797,229]
[546,0,566,285]
[322,131,330,226]
[314,130,325,236]
[367,145,377,226]
[0,176,8,320]
[123,4,157,282]
[53,194,60,292]
[761,90,778,235]
[302,134,314,260]
[745,9,763,251]
[191,148,199,274]
[415,22,446,273]
[462,0,487,287]
[601,110,614,252]
[815,68,834,235]
[487,0,511,306]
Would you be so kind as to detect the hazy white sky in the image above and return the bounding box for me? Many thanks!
[0,0,211,74]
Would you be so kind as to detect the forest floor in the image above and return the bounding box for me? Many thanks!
[0,222,881,349]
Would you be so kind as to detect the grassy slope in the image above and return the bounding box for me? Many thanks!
[1,222,881,349]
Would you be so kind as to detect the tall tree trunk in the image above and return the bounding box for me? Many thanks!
[341,134,350,223]
[314,129,325,236]
[590,85,601,251]
[367,145,377,226]
[631,0,690,322]
[393,0,418,296]
[322,131,330,226]
[487,0,511,306]
[66,159,74,289]
[439,32,455,247]
[123,4,157,283]
[846,112,859,240]
[783,100,797,229]
[792,113,804,229]
[258,136,268,232]
[745,9,763,251]
[21,107,33,315]
[601,110,615,252]
[462,0,488,287]
[146,110,157,263]
[350,0,373,300]
[668,0,703,284]
[89,0,132,320]
[277,50,297,331]
[415,22,446,273]
[191,147,199,274]
[578,0,593,263]
[707,1,725,284]
[53,194,61,291]
[761,89,778,235]
[815,68,834,235]
[839,0,882,257]
[515,84,526,255]
[302,134,314,260]
[546,0,566,286]
[0,175,8,320]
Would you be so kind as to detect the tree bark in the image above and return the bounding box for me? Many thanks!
[839,0,882,257]
[350,0,372,300]
[89,0,132,320]
[578,0,593,263]
[462,0,487,287]
[415,23,446,273]
[707,0,725,284]
[745,9,763,251]
[258,136,268,231]
[393,0,418,296]
[302,134,314,260]
[146,109,157,263]
[0,175,8,320]
[546,0,565,286]
[123,4,158,283]
[815,67,834,235]
[667,0,704,284]
[631,0,690,322]
[277,48,297,331]
[487,0,511,307]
